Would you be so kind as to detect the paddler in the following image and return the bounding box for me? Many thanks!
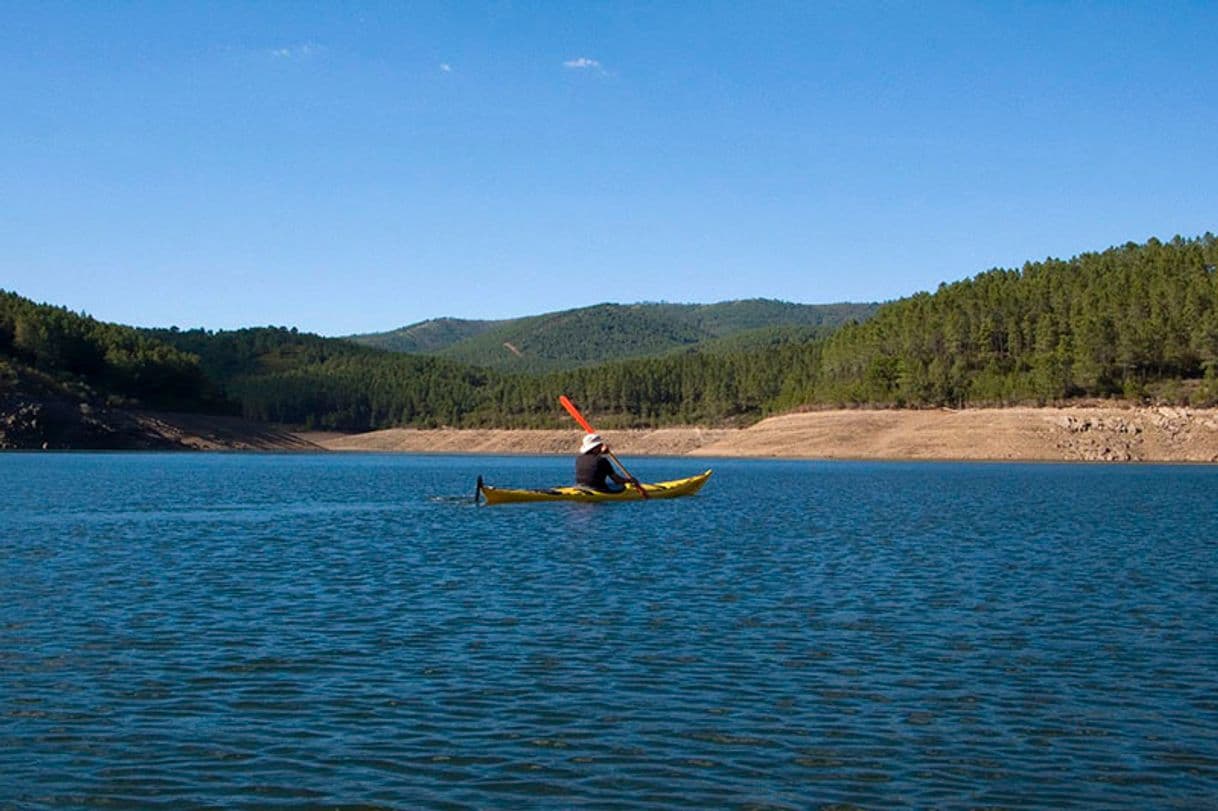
[575,433,637,493]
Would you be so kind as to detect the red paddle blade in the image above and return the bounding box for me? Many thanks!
[558,395,596,434]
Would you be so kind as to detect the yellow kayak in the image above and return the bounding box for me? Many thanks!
[477,470,713,505]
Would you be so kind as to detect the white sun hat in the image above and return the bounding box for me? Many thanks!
[579,433,604,454]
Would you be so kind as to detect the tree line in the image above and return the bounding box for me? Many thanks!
[5,234,1217,431]
[0,291,224,411]
[809,235,1218,407]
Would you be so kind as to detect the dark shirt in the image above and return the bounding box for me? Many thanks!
[575,453,619,491]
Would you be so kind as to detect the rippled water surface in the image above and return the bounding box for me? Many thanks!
[3,453,1218,808]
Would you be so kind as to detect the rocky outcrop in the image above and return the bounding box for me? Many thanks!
[1051,407,1218,462]
[0,381,181,450]
[1,371,320,451]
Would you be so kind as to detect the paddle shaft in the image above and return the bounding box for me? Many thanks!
[558,395,648,498]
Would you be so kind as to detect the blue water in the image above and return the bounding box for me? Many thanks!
[2,453,1217,809]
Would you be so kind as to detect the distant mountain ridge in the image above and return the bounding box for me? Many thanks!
[348,299,879,372]
[349,317,506,354]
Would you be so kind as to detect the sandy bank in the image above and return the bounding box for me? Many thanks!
[310,426,734,457]
[310,406,1218,463]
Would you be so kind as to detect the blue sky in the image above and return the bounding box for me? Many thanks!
[2,2,1216,335]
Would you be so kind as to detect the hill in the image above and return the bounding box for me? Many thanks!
[348,299,879,372]
[347,317,506,353]
[141,326,502,429]
[0,291,234,448]
[0,291,225,413]
[809,235,1218,407]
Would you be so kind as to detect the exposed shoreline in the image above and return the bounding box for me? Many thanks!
[4,393,1216,462]
[307,406,1218,463]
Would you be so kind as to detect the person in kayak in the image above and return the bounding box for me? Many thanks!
[575,433,635,493]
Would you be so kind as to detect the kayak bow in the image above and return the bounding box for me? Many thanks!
[477,470,712,505]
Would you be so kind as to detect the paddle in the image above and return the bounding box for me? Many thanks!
[558,395,648,499]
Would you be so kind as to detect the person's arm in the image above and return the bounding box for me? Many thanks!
[601,445,637,485]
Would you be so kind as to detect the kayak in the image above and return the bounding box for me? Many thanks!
[478,469,712,505]
[477,469,713,505]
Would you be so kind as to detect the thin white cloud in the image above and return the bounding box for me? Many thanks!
[270,42,322,60]
[563,57,601,71]
[440,63,452,72]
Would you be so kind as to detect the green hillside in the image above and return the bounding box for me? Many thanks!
[0,291,234,447]
[670,324,842,357]
[677,299,878,336]
[432,303,708,372]
[349,299,879,372]
[808,235,1218,406]
[142,326,499,429]
[0,290,221,412]
[348,317,505,353]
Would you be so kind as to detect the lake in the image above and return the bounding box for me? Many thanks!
[2,453,1217,808]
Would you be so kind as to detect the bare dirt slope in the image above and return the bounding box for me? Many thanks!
[313,427,733,457]
[133,412,325,451]
[0,390,324,451]
[1,363,325,451]
[692,407,1218,462]
[313,407,1218,463]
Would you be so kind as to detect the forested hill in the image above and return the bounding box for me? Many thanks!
[4,234,1218,447]
[348,317,506,354]
[0,291,233,447]
[140,326,500,428]
[0,290,220,412]
[808,235,1218,406]
[348,299,879,372]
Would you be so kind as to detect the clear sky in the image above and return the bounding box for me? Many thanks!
[2,2,1216,336]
